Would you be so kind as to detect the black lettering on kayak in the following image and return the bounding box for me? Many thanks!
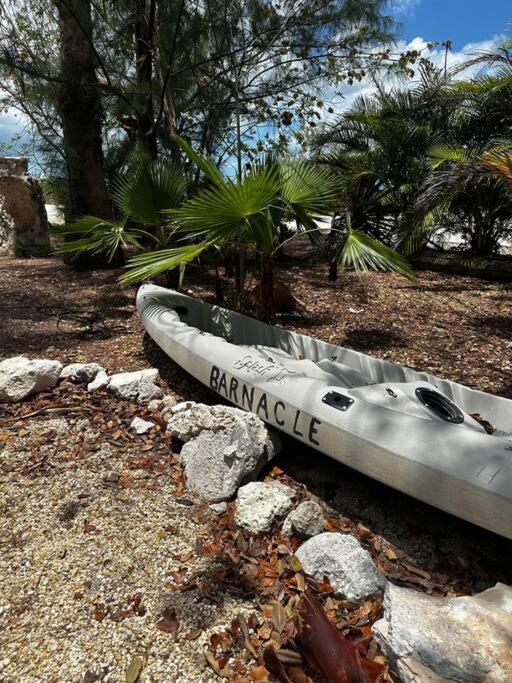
[242,384,254,411]
[293,409,304,437]
[210,366,220,391]
[229,377,239,403]
[308,417,321,446]
[218,372,228,397]
[274,401,286,426]
[256,392,269,420]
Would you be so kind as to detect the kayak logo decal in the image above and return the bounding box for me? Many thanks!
[232,354,296,384]
[210,365,321,446]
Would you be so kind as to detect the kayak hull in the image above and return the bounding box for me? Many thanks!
[137,284,512,539]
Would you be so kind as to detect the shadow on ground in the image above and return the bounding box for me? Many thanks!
[276,435,512,594]
[0,258,134,358]
[343,328,408,352]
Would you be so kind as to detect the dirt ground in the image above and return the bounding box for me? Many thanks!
[1,254,511,397]
[1,253,512,682]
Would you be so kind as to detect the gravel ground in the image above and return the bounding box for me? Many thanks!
[0,415,255,683]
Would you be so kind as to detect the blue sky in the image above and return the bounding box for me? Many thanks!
[394,0,510,47]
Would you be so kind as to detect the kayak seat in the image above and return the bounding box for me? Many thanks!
[316,359,370,388]
[238,345,369,388]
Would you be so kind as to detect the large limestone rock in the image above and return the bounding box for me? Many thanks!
[169,403,280,502]
[295,532,386,601]
[60,362,104,384]
[235,481,295,533]
[373,582,512,683]
[108,368,162,401]
[0,157,49,257]
[282,500,325,539]
[167,403,224,441]
[0,356,63,402]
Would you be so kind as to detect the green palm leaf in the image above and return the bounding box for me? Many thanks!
[55,216,143,262]
[120,243,208,285]
[280,162,339,215]
[112,158,188,226]
[167,165,280,247]
[339,228,415,280]
[428,144,471,169]
[173,135,225,188]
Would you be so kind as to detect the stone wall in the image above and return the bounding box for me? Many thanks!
[0,157,29,176]
[0,157,50,257]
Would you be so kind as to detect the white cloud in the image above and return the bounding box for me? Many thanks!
[321,34,504,118]
[391,0,422,16]
[0,109,24,146]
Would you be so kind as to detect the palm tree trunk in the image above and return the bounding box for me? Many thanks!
[224,246,235,278]
[259,253,275,324]
[327,227,338,280]
[214,266,224,303]
[165,268,180,290]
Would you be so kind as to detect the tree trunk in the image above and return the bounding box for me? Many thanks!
[165,268,180,290]
[54,0,111,220]
[470,221,496,257]
[258,253,275,324]
[235,248,246,293]
[214,266,224,303]
[327,227,338,280]
[135,0,157,159]
[224,246,236,278]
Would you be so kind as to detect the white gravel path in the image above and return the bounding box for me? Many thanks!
[0,417,255,682]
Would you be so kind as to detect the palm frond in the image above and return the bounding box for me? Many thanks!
[112,158,188,226]
[280,162,339,215]
[428,144,471,169]
[398,207,444,255]
[55,216,142,262]
[121,243,209,285]
[339,228,415,280]
[167,165,280,248]
[173,135,225,188]
[481,148,512,182]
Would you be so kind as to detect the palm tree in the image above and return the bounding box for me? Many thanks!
[312,77,443,278]
[398,43,512,256]
[55,156,189,277]
[315,53,512,261]
[123,137,414,322]
[123,139,338,322]
[400,141,512,257]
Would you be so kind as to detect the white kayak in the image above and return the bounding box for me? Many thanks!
[137,284,512,539]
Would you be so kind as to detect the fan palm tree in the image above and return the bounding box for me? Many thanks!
[123,137,414,322]
[55,156,189,274]
[123,139,339,321]
[312,78,443,278]
[400,141,512,257]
